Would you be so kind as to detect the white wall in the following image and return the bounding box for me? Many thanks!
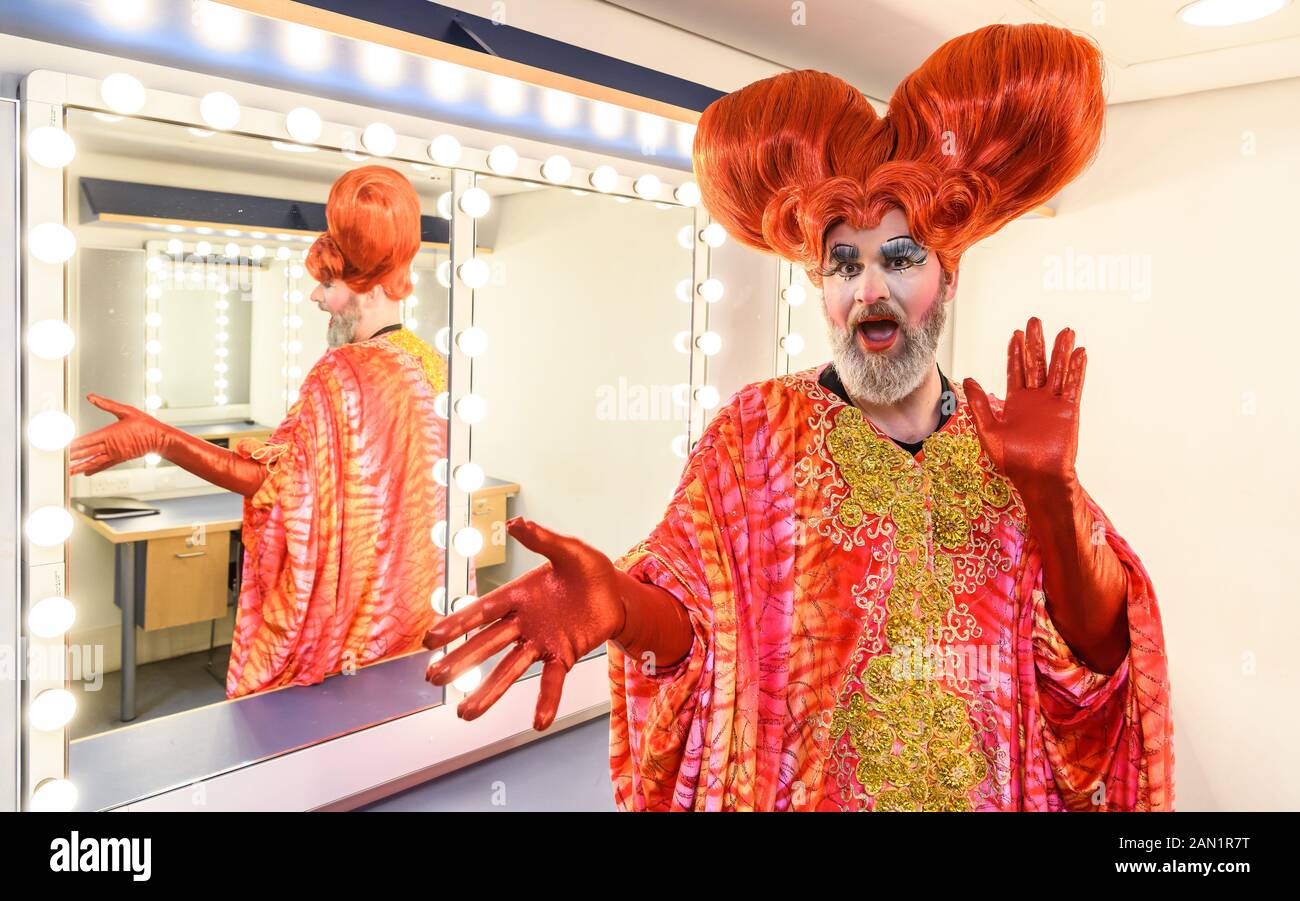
[470,185,695,586]
[953,74,1300,811]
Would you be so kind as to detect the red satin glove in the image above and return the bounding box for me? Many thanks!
[423,516,694,731]
[963,317,1130,675]
[68,393,269,498]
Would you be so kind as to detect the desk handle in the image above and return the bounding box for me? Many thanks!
[174,551,207,559]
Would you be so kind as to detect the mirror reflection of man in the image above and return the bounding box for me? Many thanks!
[421,25,1174,812]
[70,166,451,697]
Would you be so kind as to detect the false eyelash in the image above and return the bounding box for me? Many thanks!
[880,238,928,265]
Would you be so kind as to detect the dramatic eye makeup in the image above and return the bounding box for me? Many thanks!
[820,235,928,280]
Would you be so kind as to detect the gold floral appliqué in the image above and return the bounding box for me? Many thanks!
[820,403,1017,811]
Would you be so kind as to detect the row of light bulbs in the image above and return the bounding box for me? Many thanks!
[86,73,703,207]
[27,97,97,818]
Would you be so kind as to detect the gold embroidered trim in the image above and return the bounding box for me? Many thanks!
[382,328,447,394]
[821,403,1015,811]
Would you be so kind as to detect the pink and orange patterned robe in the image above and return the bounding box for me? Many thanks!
[227,329,448,699]
[609,363,1174,811]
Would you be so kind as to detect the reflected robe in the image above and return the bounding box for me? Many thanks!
[226,329,448,698]
[609,363,1174,811]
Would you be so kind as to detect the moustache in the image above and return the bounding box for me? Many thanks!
[845,303,906,330]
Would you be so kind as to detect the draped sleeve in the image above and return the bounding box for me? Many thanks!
[1014,489,1176,811]
[607,401,749,812]
[227,350,354,697]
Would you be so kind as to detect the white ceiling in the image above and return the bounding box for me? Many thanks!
[610,0,1300,106]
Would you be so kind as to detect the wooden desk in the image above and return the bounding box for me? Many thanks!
[75,492,245,723]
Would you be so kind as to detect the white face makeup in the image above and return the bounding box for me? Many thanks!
[817,207,954,406]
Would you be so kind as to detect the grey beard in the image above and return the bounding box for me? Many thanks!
[825,290,948,407]
[326,298,361,348]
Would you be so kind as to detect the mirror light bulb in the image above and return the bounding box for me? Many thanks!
[27,411,75,451]
[285,106,322,144]
[26,506,73,547]
[541,154,571,184]
[29,596,76,639]
[455,327,488,357]
[27,320,75,360]
[634,174,661,200]
[701,223,727,247]
[697,331,723,356]
[361,122,397,156]
[589,165,618,193]
[28,223,76,264]
[453,666,482,693]
[783,284,807,306]
[452,527,484,557]
[698,279,724,303]
[781,333,806,356]
[487,144,518,175]
[100,73,145,114]
[458,187,490,218]
[30,689,76,732]
[428,134,461,166]
[457,258,490,289]
[26,126,76,169]
[199,92,240,131]
[695,385,721,409]
[453,462,485,492]
[674,182,701,206]
[31,779,78,812]
[455,394,487,424]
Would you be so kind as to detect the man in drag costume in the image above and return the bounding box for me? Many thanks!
[423,23,1174,811]
[70,165,451,699]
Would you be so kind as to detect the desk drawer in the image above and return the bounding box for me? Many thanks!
[143,534,230,631]
[470,493,507,567]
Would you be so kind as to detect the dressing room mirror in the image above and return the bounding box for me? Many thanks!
[460,173,697,684]
[61,105,452,808]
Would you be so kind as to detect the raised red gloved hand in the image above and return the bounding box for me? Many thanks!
[963,317,1130,675]
[68,393,268,497]
[423,516,693,731]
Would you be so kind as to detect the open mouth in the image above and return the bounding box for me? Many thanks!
[857,316,900,352]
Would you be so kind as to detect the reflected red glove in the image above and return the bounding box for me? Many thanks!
[963,317,1130,675]
[68,393,268,497]
[423,516,693,731]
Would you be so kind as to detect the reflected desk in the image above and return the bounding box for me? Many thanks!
[74,491,244,723]
[76,479,521,724]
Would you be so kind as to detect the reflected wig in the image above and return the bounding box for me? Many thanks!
[692,23,1106,284]
[306,165,422,300]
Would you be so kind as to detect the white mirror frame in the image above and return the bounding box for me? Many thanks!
[17,66,719,811]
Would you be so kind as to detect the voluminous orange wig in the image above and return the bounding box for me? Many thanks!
[692,23,1106,284]
[306,165,422,300]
